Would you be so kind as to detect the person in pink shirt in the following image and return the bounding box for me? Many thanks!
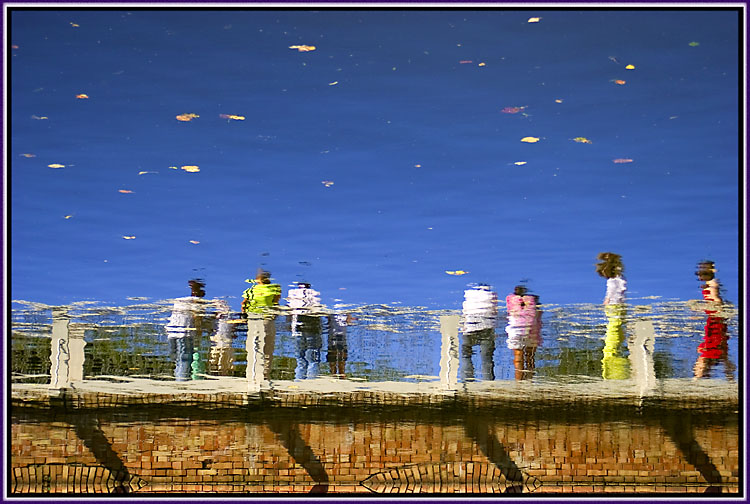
[505,285,541,380]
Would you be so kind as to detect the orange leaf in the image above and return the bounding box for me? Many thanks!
[118,189,134,194]
[614,80,626,85]
[289,45,316,52]
[176,113,199,122]
[76,94,89,99]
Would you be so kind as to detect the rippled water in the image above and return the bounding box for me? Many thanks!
[11,297,739,385]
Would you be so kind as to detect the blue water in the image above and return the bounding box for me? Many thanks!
[9,8,741,311]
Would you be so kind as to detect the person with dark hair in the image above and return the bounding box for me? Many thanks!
[243,269,281,386]
[242,268,282,314]
[166,279,209,381]
[595,252,626,305]
[460,284,498,381]
[505,285,540,380]
[595,253,629,379]
[693,261,735,379]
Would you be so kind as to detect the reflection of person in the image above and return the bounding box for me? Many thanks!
[505,285,541,380]
[460,284,498,381]
[208,299,238,375]
[166,279,208,381]
[595,252,626,305]
[602,304,630,380]
[694,261,735,380]
[287,283,324,380]
[242,269,281,383]
[327,313,351,378]
[242,269,282,315]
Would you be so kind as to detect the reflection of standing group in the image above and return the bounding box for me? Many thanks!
[165,254,734,383]
[165,268,352,382]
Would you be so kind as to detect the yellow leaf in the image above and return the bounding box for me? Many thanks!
[176,113,199,122]
[478,62,486,67]
[446,270,469,276]
[31,115,48,120]
[76,94,89,99]
[180,165,200,173]
[572,137,592,144]
[520,137,540,143]
[70,22,79,27]
[414,164,422,168]
[514,161,527,166]
[554,99,563,103]
[328,81,339,86]
[625,64,635,70]
[48,163,65,169]
[219,114,245,121]
[138,171,157,175]
[64,215,73,219]
[527,17,541,23]
[122,236,136,240]
[169,166,178,170]
[289,45,316,52]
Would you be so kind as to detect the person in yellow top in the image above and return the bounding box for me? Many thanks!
[242,269,282,314]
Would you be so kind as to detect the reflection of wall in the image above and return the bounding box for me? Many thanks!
[11,406,739,494]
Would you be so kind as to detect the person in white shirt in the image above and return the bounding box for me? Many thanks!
[460,284,498,381]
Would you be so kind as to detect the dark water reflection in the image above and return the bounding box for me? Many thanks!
[11,296,738,385]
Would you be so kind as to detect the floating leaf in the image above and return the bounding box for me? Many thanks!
[613,80,626,85]
[64,215,73,219]
[219,114,245,121]
[554,99,563,103]
[414,164,422,168]
[289,45,316,52]
[322,180,334,187]
[478,62,486,67]
[446,270,469,276]
[122,236,136,240]
[527,17,541,23]
[76,93,89,99]
[625,64,635,70]
[189,240,200,244]
[572,137,592,144]
[31,115,48,120]
[138,171,157,175]
[176,113,199,122]
[169,166,178,170]
[613,158,634,164]
[70,22,79,27]
[328,81,339,86]
[501,106,526,114]
[520,137,540,143]
[48,163,65,169]
[688,41,700,47]
[180,165,200,173]
[514,161,527,166]
[118,189,134,194]
[459,60,473,64]
[19,153,36,158]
